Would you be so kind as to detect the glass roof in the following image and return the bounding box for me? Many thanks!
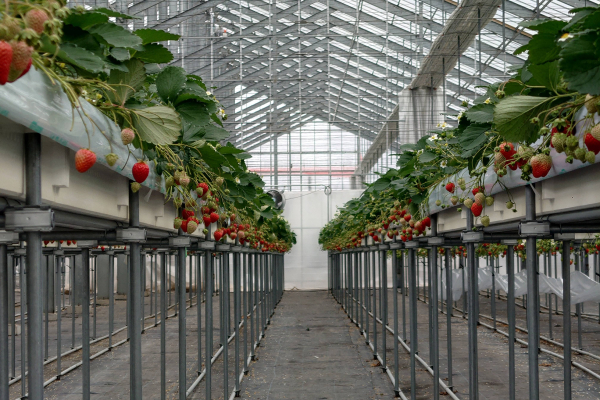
[87,0,590,189]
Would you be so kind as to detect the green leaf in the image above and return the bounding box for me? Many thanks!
[64,12,109,30]
[199,145,228,170]
[210,113,223,127]
[134,28,181,44]
[560,32,600,95]
[465,103,494,124]
[247,173,265,188]
[156,66,187,103]
[174,88,213,105]
[110,47,131,61]
[458,125,489,157]
[201,125,229,141]
[418,150,437,163]
[371,178,390,192]
[107,59,146,105]
[131,106,182,145]
[527,60,561,93]
[93,8,135,19]
[177,101,210,132]
[58,43,105,73]
[219,145,245,155]
[493,96,553,143]
[134,43,174,64]
[88,23,143,48]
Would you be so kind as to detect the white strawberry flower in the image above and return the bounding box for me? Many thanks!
[235,177,240,184]
[457,111,464,120]
[558,33,573,42]
[206,90,212,96]
[440,160,447,168]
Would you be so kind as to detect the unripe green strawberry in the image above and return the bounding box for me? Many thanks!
[24,9,49,34]
[566,135,579,151]
[591,124,600,142]
[552,133,567,153]
[131,182,141,193]
[173,169,183,183]
[173,197,182,208]
[585,94,599,114]
[586,151,596,164]
[464,198,473,208]
[105,153,118,167]
[506,201,514,209]
[216,176,224,186]
[457,178,465,186]
[485,196,494,206]
[187,220,198,234]
[165,176,175,188]
[450,196,458,205]
[474,192,485,205]
[179,174,190,186]
[0,17,21,41]
[575,147,587,162]
[494,152,506,166]
[481,215,490,227]
[435,200,441,206]
[173,217,182,230]
[121,128,135,145]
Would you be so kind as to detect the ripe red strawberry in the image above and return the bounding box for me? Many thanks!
[132,161,149,183]
[471,202,483,217]
[238,231,246,240]
[197,182,209,196]
[422,216,431,228]
[75,148,96,173]
[182,209,195,219]
[585,132,600,155]
[202,214,211,226]
[121,128,135,145]
[499,142,515,159]
[445,182,455,193]
[0,41,13,85]
[230,232,237,240]
[403,214,411,222]
[210,212,219,223]
[214,229,223,241]
[8,41,33,83]
[180,219,188,233]
[530,154,552,178]
[187,220,198,234]
[25,9,49,34]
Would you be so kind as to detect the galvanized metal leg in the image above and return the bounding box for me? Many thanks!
[507,244,516,400]
[525,185,539,400]
[161,252,167,400]
[381,249,387,370]
[9,256,15,380]
[45,255,49,361]
[55,252,63,379]
[205,250,213,399]
[243,253,249,374]
[234,252,241,396]
[155,253,159,327]
[444,248,453,391]
[129,186,143,399]
[408,247,417,400]
[25,132,44,400]
[548,253,553,340]
[72,256,76,348]
[0,244,8,400]
[372,250,378,359]
[466,212,478,400]
[401,252,406,341]
[178,246,187,400]
[562,241,571,400]
[491,258,496,331]
[223,252,230,399]
[430,244,439,400]
[93,255,97,340]
[197,254,202,376]
[109,252,114,349]
[577,250,583,350]
[82,248,91,400]
[365,251,370,345]
[392,248,400,397]
[19,251,26,398]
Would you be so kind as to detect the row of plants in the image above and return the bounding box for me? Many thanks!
[0,1,295,252]
[319,5,600,252]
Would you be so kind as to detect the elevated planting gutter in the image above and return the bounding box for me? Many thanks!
[0,69,165,193]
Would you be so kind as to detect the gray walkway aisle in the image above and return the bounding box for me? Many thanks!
[240,290,394,400]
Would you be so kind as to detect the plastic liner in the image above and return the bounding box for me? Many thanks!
[0,69,164,192]
[439,267,600,305]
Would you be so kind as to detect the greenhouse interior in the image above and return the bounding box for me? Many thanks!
[2,0,600,399]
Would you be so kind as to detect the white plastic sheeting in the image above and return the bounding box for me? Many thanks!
[440,267,600,305]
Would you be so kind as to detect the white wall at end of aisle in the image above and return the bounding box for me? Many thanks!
[282,189,363,290]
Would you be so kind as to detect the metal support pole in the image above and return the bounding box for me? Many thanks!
[444,248,453,390]
[223,253,230,399]
[234,251,241,396]
[507,244,516,400]
[365,250,370,345]
[430,241,439,400]
[129,186,143,399]
[25,132,44,400]
[466,211,478,400]
[408,247,417,400]
[525,185,539,400]
[392,247,400,397]
[197,253,202,376]
[243,252,249,374]
[109,253,114,349]
[0,244,8,400]
[55,251,63,379]
[161,252,167,400]
[381,248,387,370]
[372,249,378,359]
[205,250,213,399]
[82,247,91,400]
[178,246,187,400]
[562,240,572,400]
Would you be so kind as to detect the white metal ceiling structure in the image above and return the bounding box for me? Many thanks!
[81,0,596,190]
